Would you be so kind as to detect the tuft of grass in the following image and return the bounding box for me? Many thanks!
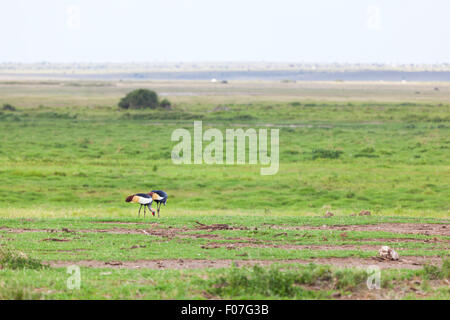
[421,258,450,280]
[333,269,367,291]
[296,264,333,285]
[208,264,304,298]
[0,248,46,270]
[0,281,43,300]
[312,149,343,160]
[207,263,367,298]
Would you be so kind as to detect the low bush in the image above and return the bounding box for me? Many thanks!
[2,103,16,111]
[0,248,46,270]
[312,149,343,160]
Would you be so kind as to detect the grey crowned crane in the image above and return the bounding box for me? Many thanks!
[125,190,168,218]
[150,190,168,217]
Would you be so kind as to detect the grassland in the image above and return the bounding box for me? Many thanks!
[0,216,449,299]
[0,80,448,299]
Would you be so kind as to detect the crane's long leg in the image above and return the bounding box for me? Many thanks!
[138,205,142,218]
[157,202,161,218]
[143,205,146,218]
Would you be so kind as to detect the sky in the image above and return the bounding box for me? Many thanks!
[0,0,449,64]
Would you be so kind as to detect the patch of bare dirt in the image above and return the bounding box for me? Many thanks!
[0,226,178,236]
[41,238,71,242]
[179,233,221,239]
[194,221,232,230]
[0,225,235,242]
[90,221,158,226]
[359,237,450,243]
[0,227,46,233]
[194,221,249,231]
[36,248,90,252]
[121,244,147,250]
[47,256,443,270]
[223,236,262,242]
[269,223,450,236]
[200,242,382,251]
[2,223,448,251]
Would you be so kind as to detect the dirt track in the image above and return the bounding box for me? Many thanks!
[268,223,450,236]
[48,255,443,270]
[1,222,449,237]
[2,221,448,271]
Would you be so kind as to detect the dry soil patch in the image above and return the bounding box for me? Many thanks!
[48,256,443,270]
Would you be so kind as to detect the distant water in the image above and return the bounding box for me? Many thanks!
[115,70,450,82]
[3,70,450,81]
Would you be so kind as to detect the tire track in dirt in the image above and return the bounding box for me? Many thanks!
[267,223,450,236]
[47,255,444,270]
[199,242,448,251]
[1,224,449,245]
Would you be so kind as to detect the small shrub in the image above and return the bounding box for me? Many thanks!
[431,116,449,123]
[354,147,380,158]
[284,149,300,155]
[159,98,172,109]
[2,103,16,111]
[119,89,159,110]
[211,114,255,121]
[346,191,355,198]
[360,147,375,153]
[0,112,21,122]
[312,149,343,160]
[354,153,379,158]
[35,112,76,120]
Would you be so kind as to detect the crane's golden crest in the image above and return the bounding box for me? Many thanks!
[152,193,163,200]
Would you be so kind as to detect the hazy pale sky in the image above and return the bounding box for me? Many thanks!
[1,0,449,63]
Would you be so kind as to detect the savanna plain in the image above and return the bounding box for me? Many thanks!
[0,80,449,299]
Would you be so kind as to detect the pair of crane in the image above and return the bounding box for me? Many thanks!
[125,190,168,218]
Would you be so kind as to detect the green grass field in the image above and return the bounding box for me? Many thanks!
[0,80,448,299]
